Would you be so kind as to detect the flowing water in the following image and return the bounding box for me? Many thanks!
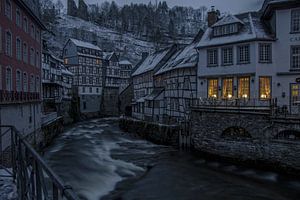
[44,118,300,200]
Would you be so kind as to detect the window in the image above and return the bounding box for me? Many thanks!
[291,9,300,33]
[89,87,92,93]
[23,17,28,32]
[30,75,34,92]
[238,45,250,64]
[30,48,35,66]
[213,24,238,37]
[183,77,190,90]
[259,43,272,63]
[36,51,39,67]
[291,46,300,69]
[208,79,218,98]
[207,49,218,66]
[238,77,250,99]
[5,0,12,19]
[36,76,40,92]
[259,77,271,100]
[31,24,35,38]
[6,67,12,91]
[5,31,12,56]
[83,102,86,110]
[82,76,86,84]
[64,58,68,64]
[82,87,85,93]
[36,30,40,42]
[23,72,28,92]
[16,9,21,27]
[291,84,300,105]
[222,47,233,65]
[0,26,2,53]
[16,70,21,91]
[222,78,233,99]
[23,43,28,63]
[16,37,22,60]
[96,88,99,93]
[89,76,93,84]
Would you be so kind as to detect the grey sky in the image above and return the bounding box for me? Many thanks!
[59,0,264,14]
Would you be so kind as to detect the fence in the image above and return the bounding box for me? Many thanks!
[0,126,80,200]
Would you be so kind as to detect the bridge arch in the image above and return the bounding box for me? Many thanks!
[221,126,252,139]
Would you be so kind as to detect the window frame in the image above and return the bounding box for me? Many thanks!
[16,36,22,60]
[23,72,28,92]
[5,0,12,20]
[207,78,219,99]
[259,43,272,63]
[237,44,250,64]
[16,8,22,27]
[291,45,300,70]
[207,48,218,67]
[238,76,250,99]
[16,69,22,92]
[5,66,12,91]
[291,9,300,33]
[259,76,272,100]
[222,77,234,99]
[221,46,234,66]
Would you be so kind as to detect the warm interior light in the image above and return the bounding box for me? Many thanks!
[261,94,267,99]
[227,94,232,99]
[242,94,248,98]
[212,94,217,98]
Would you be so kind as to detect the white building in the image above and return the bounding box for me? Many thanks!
[63,38,103,116]
[132,45,178,120]
[196,0,300,114]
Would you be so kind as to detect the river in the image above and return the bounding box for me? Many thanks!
[43,118,300,200]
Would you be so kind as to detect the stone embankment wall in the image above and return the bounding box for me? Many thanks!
[119,117,180,146]
[190,108,300,175]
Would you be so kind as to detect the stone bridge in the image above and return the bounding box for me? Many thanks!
[190,108,300,175]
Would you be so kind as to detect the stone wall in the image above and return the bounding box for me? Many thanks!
[102,87,119,116]
[119,84,134,116]
[119,117,179,146]
[190,108,300,175]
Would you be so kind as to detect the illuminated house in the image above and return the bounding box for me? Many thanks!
[196,0,300,114]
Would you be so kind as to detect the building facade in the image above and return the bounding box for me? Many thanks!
[196,1,300,114]
[131,45,177,120]
[102,52,120,116]
[119,60,133,92]
[63,38,103,116]
[0,0,45,137]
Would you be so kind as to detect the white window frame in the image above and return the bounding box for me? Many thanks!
[291,46,300,70]
[259,43,272,63]
[237,44,250,64]
[291,9,300,33]
[222,47,233,65]
[207,49,218,67]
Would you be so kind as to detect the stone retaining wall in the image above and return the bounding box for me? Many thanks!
[119,117,179,146]
[190,109,300,175]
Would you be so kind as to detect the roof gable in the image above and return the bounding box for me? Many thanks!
[69,38,101,51]
[212,14,245,27]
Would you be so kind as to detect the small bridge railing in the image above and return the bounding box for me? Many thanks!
[0,126,80,200]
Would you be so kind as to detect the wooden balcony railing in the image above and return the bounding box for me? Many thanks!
[0,91,40,104]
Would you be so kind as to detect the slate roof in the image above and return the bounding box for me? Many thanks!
[132,48,171,76]
[196,12,275,48]
[119,60,132,65]
[70,38,101,51]
[103,52,114,60]
[212,14,244,27]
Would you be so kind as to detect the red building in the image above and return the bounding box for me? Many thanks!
[0,0,46,138]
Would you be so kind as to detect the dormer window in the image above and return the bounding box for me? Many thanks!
[213,24,238,37]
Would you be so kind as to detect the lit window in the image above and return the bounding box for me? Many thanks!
[259,43,272,63]
[5,31,12,56]
[16,70,21,91]
[222,47,233,65]
[64,58,68,64]
[238,45,250,64]
[207,49,218,66]
[291,84,300,105]
[291,9,300,33]
[238,77,250,99]
[259,77,271,100]
[6,67,12,91]
[222,78,233,99]
[291,46,300,69]
[23,72,28,92]
[208,79,218,98]
[5,0,12,19]
[16,38,22,60]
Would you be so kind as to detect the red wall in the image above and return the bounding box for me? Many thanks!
[0,0,42,94]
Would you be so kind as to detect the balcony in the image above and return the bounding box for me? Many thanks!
[191,98,275,114]
[0,91,40,104]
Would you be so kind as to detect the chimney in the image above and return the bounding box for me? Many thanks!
[142,52,149,60]
[207,6,218,27]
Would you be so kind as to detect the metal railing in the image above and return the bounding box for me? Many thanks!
[0,126,80,200]
[191,98,274,110]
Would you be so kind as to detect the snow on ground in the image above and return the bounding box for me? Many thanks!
[0,169,17,200]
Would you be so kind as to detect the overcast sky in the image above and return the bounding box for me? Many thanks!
[59,0,264,14]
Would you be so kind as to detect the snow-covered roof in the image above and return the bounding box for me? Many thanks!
[155,32,203,75]
[132,48,170,76]
[103,52,114,60]
[69,38,101,51]
[196,12,275,48]
[212,14,244,27]
[119,60,132,65]
[61,67,74,76]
